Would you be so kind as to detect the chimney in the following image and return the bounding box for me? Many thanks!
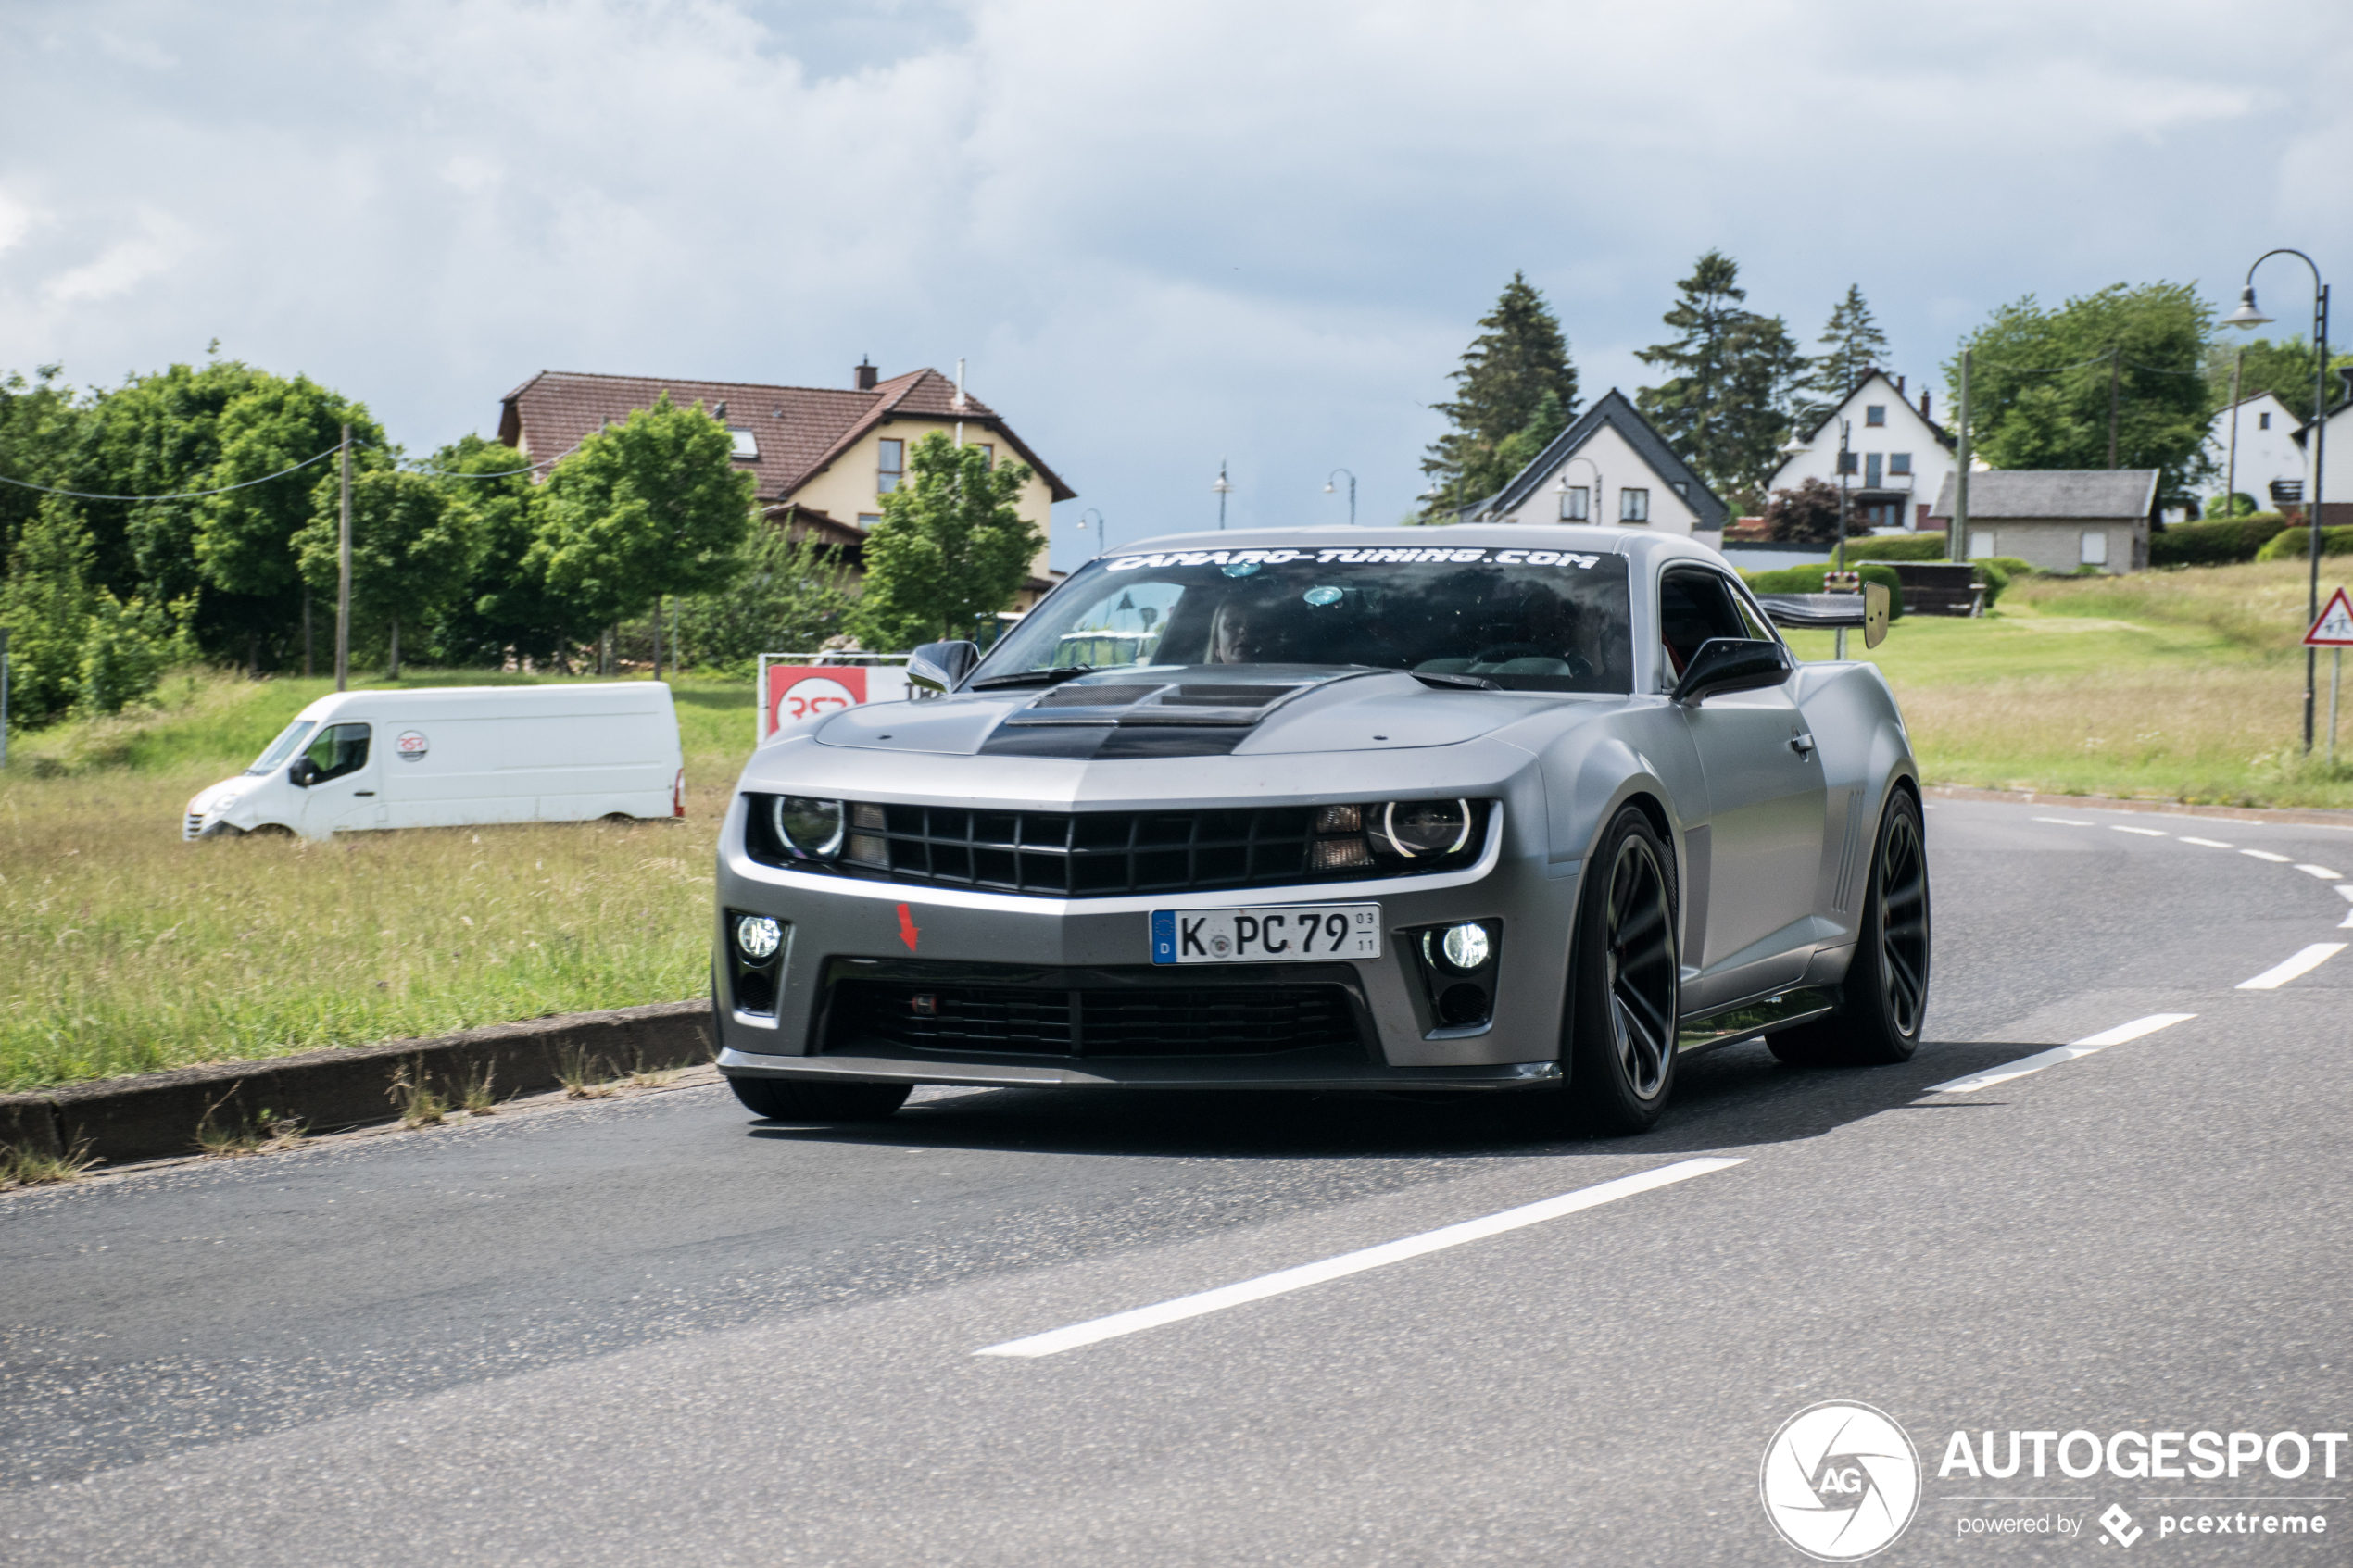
[855,357,878,392]
[1895,374,1906,396]
[1920,389,1932,420]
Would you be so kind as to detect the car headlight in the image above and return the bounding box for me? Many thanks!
[770,797,846,859]
[208,793,241,816]
[1377,798,1474,859]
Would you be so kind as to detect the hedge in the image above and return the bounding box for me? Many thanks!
[1836,534,1955,563]
[2151,513,2292,567]
[1740,561,1906,621]
[2253,527,2353,564]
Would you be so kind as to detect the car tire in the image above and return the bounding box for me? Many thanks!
[727,1077,912,1122]
[1768,788,1931,1067]
[1564,806,1682,1135]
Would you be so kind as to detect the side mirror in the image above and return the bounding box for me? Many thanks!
[906,640,979,698]
[1674,637,1795,706]
[288,758,319,787]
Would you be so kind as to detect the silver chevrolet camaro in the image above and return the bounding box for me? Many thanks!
[711,525,1930,1135]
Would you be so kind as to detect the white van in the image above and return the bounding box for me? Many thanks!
[184,684,685,841]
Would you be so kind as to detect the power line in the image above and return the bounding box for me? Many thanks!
[0,443,344,501]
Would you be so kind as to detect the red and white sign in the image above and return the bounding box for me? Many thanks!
[2305,587,2353,647]
[763,664,912,738]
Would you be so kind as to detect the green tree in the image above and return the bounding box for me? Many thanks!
[75,588,188,718]
[528,393,756,637]
[0,496,100,727]
[1948,282,2214,507]
[0,365,84,571]
[675,525,853,670]
[415,434,564,668]
[854,433,1041,647]
[1636,250,1805,497]
[2206,335,2353,417]
[1422,272,1580,517]
[1797,284,1891,419]
[296,468,478,676]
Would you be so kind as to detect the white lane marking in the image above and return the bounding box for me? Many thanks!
[1926,1014,2197,1094]
[2242,849,2294,863]
[2179,836,2234,848]
[2033,817,2095,826]
[2296,863,2344,879]
[2111,825,2169,837]
[975,1158,1745,1359]
[2237,943,2347,990]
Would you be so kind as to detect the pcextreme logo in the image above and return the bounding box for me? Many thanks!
[1761,1401,1923,1561]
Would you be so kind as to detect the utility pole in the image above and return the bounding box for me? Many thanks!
[1953,350,1972,565]
[302,596,313,679]
[1214,459,1231,529]
[1,628,10,771]
[335,422,352,692]
[2107,344,2121,470]
[2223,349,2244,520]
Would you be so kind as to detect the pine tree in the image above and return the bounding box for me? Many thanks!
[1635,250,1805,498]
[1798,284,1891,418]
[1421,273,1580,518]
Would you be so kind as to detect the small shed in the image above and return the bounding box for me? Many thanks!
[1925,470,2159,574]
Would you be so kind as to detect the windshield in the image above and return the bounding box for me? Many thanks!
[979,545,1633,693]
[245,719,318,776]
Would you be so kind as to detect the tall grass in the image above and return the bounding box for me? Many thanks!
[1,668,752,1091]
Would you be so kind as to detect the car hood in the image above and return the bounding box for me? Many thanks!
[808,666,1600,759]
[189,775,248,815]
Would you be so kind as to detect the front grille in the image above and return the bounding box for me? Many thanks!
[749,800,1489,897]
[184,812,205,841]
[824,977,1363,1058]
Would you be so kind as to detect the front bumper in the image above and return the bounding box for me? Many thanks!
[711,795,1582,1091]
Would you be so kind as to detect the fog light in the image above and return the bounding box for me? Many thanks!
[735,914,783,960]
[1439,922,1491,971]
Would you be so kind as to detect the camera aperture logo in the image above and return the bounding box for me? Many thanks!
[1762,1401,1923,1561]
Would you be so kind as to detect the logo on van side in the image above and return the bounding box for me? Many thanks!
[396,730,429,762]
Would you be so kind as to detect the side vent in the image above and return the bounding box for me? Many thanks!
[1831,789,1866,912]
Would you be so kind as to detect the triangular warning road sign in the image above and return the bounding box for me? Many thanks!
[2306,586,2353,646]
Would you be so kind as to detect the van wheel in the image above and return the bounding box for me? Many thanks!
[600,812,635,823]
[245,823,296,839]
[728,1077,911,1122]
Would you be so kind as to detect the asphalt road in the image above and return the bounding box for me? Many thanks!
[5,797,2350,1565]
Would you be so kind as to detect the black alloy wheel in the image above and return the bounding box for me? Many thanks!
[1768,789,1931,1067]
[1567,807,1681,1134]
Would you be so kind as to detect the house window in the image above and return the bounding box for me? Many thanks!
[1968,530,1994,559]
[1889,452,1912,475]
[728,428,759,459]
[1559,484,1590,521]
[2081,531,2108,567]
[975,443,995,469]
[876,438,904,494]
[2259,412,2271,430]
[1864,454,1883,488]
[857,513,881,530]
[1865,405,1887,427]
[1620,488,1649,523]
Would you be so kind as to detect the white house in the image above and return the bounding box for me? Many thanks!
[2289,390,2352,529]
[1458,388,1729,547]
[1767,370,1957,534]
[2202,393,2305,516]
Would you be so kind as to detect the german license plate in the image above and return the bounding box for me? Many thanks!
[1150,904,1380,965]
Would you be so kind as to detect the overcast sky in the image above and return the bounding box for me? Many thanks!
[3,0,2347,569]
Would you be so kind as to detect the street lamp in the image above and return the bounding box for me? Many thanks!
[1554,456,1603,523]
[1074,507,1106,558]
[1323,469,1357,526]
[2225,252,2332,751]
[1213,460,1231,530]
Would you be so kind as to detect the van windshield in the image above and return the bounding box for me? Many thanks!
[245,720,317,776]
[975,544,1634,694]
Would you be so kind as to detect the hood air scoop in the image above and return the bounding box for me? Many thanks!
[1007,676,1334,729]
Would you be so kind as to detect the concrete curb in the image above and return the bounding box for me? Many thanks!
[1925,784,2353,829]
[0,1000,712,1168]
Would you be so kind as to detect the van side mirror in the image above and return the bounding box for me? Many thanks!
[289,757,319,787]
[1674,637,1795,706]
[907,640,979,698]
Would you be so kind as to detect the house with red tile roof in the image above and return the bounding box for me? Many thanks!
[497,362,1076,604]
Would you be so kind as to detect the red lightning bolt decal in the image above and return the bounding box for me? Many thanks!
[897,903,921,951]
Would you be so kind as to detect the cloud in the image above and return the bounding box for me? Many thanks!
[0,0,2346,563]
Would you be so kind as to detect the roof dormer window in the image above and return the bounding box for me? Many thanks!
[729,428,759,459]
